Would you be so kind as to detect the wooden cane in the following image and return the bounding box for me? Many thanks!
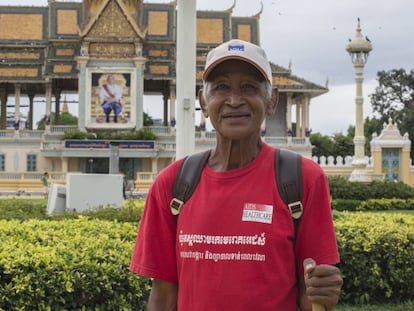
[312,303,325,311]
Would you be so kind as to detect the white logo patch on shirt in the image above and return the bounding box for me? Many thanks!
[242,203,273,224]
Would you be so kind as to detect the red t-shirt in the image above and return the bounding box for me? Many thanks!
[130,144,339,310]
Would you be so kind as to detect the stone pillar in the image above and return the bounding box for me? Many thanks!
[133,58,146,129]
[14,84,21,131]
[77,58,88,131]
[163,91,169,126]
[286,93,293,133]
[151,157,158,174]
[45,83,52,132]
[303,94,310,135]
[28,93,35,130]
[0,88,7,129]
[295,97,301,137]
[260,119,266,138]
[170,83,176,127]
[54,89,61,125]
[61,157,69,173]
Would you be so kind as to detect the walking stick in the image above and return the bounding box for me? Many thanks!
[304,258,326,311]
[312,303,325,311]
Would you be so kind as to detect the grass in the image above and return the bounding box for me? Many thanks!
[336,301,413,310]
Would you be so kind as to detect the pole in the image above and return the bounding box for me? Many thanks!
[176,0,196,159]
[312,303,325,311]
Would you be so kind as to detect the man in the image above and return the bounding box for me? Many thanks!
[130,39,342,310]
[41,172,49,198]
[99,74,122,123]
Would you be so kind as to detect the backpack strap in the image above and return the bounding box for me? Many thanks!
[170,148,304,223]
[170,150,211,215]
[275,148,303,220]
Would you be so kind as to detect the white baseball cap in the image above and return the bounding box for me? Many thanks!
[202,39,273,83]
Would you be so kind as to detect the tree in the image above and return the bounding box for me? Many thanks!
[36,112,78,130]
[332,133,354,158]
[346,116,383,156]
[370,68,414,159]
[143,112,154,126]
[310,133,335,158]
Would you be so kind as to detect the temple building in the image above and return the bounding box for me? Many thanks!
[0,0,328,192]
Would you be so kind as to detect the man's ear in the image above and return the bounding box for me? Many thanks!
[266,87,279,115]
[198,89,209,118]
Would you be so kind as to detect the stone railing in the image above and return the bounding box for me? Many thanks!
[312,155,374,167]
[0,172,66,194]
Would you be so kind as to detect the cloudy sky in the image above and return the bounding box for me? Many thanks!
[3,0,414,135]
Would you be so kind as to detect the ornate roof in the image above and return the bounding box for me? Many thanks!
[0,0,327,96]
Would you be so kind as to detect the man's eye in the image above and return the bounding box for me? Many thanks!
[241,84,257,92]
[214,84,229,91]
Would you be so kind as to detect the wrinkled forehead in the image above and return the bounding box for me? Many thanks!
[206,59,266,82]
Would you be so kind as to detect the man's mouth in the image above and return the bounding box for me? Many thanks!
[222,113,250,119]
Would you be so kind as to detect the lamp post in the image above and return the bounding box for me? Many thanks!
[346,18,372,181]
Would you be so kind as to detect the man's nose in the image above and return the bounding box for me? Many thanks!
[226,89,244,107]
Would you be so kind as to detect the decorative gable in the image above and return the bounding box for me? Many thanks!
[79,0,146,58]
[87,1,136,39]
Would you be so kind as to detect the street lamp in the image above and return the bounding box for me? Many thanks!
[346,18,372,181]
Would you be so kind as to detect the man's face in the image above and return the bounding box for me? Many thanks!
[201,60,272,140]
[107,75,115,85]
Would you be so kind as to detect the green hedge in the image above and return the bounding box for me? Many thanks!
[328,176,414,200]
[334,211,414,304]
[357,198,414,211]
[0,199,144,223]
[0,199,413,307]
[331,198,414,212]
[0,218,150,310]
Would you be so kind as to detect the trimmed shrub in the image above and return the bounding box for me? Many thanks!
[357,198,414,211]
[1,200,413,307]
[335,212,414,304]
[0,199,47,221]
[328,176,414,200]
[0,218,150,310]
[331,199,362,211]
[0,199,145,222]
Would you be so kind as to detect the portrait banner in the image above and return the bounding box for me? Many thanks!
[85,69,136,129]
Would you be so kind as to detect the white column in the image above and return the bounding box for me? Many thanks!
[61,157,68,172]
[176,0,196,158]
[353,64,366,161]
[45,83,52,132]
[170,84,176,126]
[45,83,52,116]
[14,84,21,127]
[286,93,293,132]
[260,118,266,139]
[303,94,310,134]
[151,157,158,174]
[296,98,301,137]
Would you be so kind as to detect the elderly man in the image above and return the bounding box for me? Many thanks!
[99,74,122,123]
[130,39,342,310]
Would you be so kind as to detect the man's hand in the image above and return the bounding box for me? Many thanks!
[303,258,343,311]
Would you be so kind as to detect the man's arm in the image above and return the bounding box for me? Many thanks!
[147,279,178,311]
[298,259,343,311]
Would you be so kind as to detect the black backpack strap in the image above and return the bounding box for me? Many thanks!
[170,150,211,215]
[275,148,303,220]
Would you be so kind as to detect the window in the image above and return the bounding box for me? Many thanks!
[27,154,37,172]
[0,154,4,171]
